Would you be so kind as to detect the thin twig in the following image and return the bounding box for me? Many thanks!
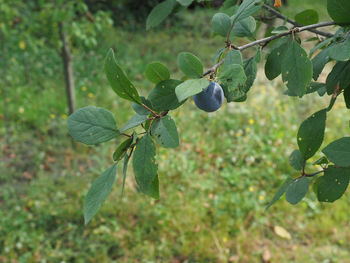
[142,103,158,116]
[226,22,235,45]
[304,169,325,177]
[239,22,335,50]
[263,4,334,38]
[202,21,336,77]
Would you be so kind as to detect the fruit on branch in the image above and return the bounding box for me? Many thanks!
[193,82,224,112]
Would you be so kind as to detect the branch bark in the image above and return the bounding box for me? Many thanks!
[59,22,76,115]
[262,4,334,38]
[202,21,336,77]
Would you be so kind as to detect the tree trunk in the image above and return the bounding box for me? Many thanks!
[59,22,76,115]
[1,34,11,145]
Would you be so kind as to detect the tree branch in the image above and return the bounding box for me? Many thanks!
[202,21,336,77]
[262,4,334,38]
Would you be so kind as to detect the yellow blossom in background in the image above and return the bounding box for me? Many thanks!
[61,114,68,120]
[19,41,26,50]
[222,237,228,243]
[259,195,265,201]
[274,0,282,8]
[246,127,251,133]
[249,119,255,125]
[249,186,254,192]
[88,93,94,99]
[161,154,167,160]
[50,114,55,119]
[81,86,87,91]
[18,107,24,114]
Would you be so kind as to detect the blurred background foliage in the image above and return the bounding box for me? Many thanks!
[1,0,350,262]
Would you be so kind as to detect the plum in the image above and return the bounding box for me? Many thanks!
[193,81,224,112]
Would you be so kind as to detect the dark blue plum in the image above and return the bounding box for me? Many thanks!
[193,82,224,112]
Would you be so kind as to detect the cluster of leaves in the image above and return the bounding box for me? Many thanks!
[68,0,350,224]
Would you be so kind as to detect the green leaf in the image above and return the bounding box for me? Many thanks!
[176,0,193,6]
[326,61,350,94]
[240,50,259,93]
[84,164,117,224]
[271,25,289,34]
[297,109,327,160]
[310,37,334,56]
[212,13,232,37]
[224,49,243,66]
[148,79,185,111]
[344,87,350,109]
[218,64,247,102]
[120,114,149,132]
[104,49,142,104]
[286,177,310,205]
[132,133,159,198]
[177,52,204,78]
[132,97,152,115]
[289,150,304,171]
[121,153,131,197]
[281,40,313,97]
[175,79,210,102]
[294,9,319,25]
[328,37,350,61]
[327,0,350,24]
[264,38,289,80]
[266,177,294,210]
[232,16,256,38]
[67,106,119,145]
[285,82,326,97]
[146,0,176,30]
[113,138,133,162]
[322,137,350,167]
[145,62,170,84]
[144,175,160,199]
[151,116,179,148]
[312,46,331,80]
[313,156,329,165]
[232,0,263,23]
[317,167,350,202]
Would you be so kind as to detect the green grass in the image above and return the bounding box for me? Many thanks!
[1,4,350,263]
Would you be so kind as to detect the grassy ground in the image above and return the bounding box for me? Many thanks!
[1,3,350,262]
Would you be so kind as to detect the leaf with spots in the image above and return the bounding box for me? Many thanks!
[265,37,289,80]
[322,137,350,167]
[281,39,313,97]
[151,116,179,148]
[104,49,142,104]
[67,106,120,145]
[317,167,350,202]
[297,109,327,160]
[148,79,185,111]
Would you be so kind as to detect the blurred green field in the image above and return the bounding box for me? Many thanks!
[1,2,350,263]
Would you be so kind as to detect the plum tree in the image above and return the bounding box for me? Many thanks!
[67,0,350,224]
[193,82,224,112]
